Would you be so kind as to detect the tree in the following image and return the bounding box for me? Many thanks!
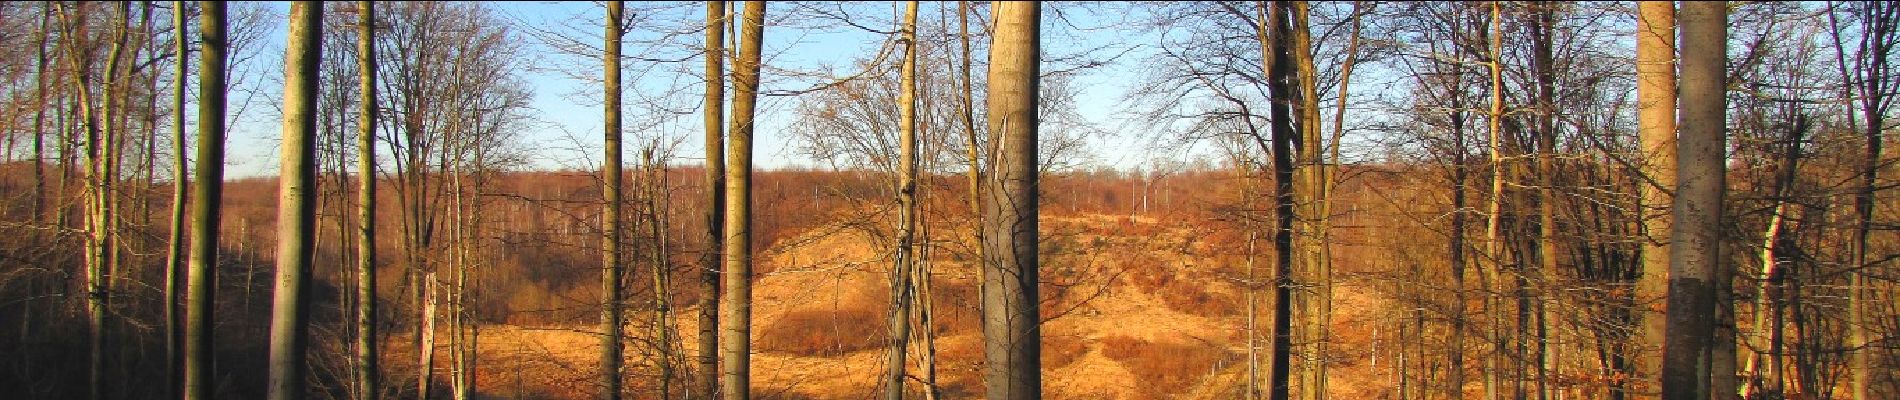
[165,3,190,398]
[51,4,131,397]
[601,1,627,399]
[185,2,228,399]
[1482,3,1506,399]
[354,2,382,399]
[1285,5,1332,396]
[720,2,764,399]
[981,2,1040,399]
[365,5,531,396]
[697,2,727,399]
[642,144,677,400]
[267,3,322,399]
[883,2,921,399]
[1257,2,1297,399]
[1830,3,1899,399]
[1634,2,1676,398]
[1661,2,1727,400]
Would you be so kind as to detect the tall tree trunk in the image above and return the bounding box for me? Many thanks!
[355,2,382,399]
[1286,4,1329,397]
[1634,3,1676,398]
[981,3,1042,399]
[1529,5,1559,399]
[267,4,322,399]
[165,3,190,398]
[1699,4,1737,397]
[884,3,922,399]
[1482,5,1507,400]
[698,2,727,399]
[1259,2,1296,399]
[1662,3,1726,399]
[185,3,228,398]
[602,2,627,398]
[721,2,764,399]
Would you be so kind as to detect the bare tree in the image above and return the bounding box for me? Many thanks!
[883,2,921,399]
[51,4,131,397]
[1830,3,1899,399]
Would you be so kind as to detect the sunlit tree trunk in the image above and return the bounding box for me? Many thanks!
[1286,4,1329,396]
[165,3,189,398]
[1662,3,1726,399]
[721,2,765,399]
[185,3,228,398]
[1740,115,1805,399]
[981,2,1042,399]
[1481,5,1507,400]
[698,2,727,399]
[419,273,439,400]
[602,2,627,398]
[884,2,922,399]
[1634,3,1676,398]
[53,3,131,398]
[267,4,322,399]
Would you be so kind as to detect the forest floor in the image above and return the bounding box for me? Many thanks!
[432,213,1392,400]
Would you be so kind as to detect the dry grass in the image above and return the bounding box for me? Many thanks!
[1099,335,1237,398]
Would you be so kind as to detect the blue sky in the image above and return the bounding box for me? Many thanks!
[221,1,1167,178]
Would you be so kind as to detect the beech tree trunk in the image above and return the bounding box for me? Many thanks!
[698,2,727,399]
[165,3,189,398]
[981,2,1042,400]
[602,2,627,399]
[1259,2,1296,399]
[1285,4,1330,397]
[1662,3,1726,400]
[185,2,228,398]
[1634,3,1677,399]
[1482,4,1505,400]
[355,2,382,399]
[266,4,322,399]
[721,2,765,399]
